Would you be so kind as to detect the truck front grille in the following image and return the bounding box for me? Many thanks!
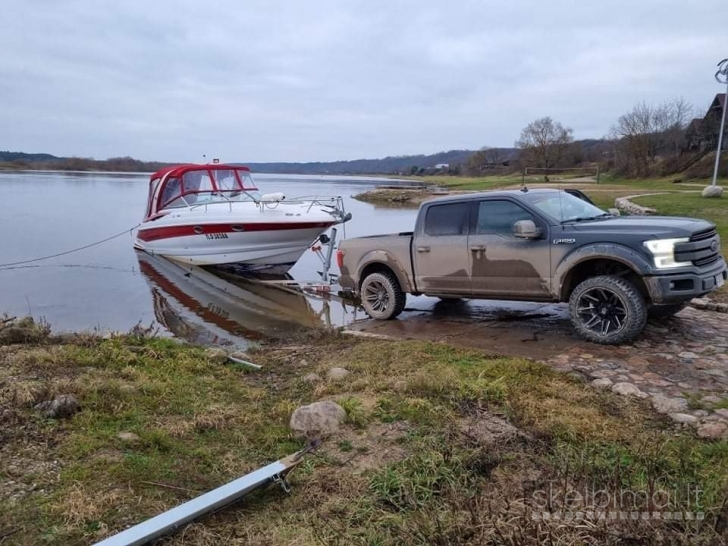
[694,254,721,267]
[691,228,717,242]
[674,228,721,268]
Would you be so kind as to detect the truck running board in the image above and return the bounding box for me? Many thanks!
[94,441,318,546]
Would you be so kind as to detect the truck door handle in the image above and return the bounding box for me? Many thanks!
[416,246,430,253]
[470,245,485,251]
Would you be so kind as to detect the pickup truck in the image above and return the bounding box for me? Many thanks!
[337,188,727,344]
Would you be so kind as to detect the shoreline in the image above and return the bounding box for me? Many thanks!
[1,315,726,543]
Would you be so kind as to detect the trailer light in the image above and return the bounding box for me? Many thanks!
[336,249,345,268]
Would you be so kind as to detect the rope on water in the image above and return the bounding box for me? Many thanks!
[0,223,141,269]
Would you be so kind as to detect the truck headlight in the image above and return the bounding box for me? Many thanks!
[643,238,690,269]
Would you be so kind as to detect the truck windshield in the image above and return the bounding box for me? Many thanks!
[522,192,609,223]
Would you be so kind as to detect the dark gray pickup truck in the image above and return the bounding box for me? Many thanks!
[337,188,727,344]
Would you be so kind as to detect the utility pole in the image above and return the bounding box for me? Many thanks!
[712,58,728,187]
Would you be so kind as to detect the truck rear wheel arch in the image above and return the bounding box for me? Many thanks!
[359,263,403,292]
[560,258,650,303]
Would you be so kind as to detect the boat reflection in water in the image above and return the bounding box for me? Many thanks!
[136,251,354,347]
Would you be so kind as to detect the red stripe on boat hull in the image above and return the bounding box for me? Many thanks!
[137,222,335,242]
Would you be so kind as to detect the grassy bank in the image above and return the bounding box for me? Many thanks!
[1,318,726,544]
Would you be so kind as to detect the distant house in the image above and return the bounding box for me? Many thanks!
[685,93,726,152]
[434,163,449,169]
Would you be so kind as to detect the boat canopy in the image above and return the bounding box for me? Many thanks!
[145,164,259,219]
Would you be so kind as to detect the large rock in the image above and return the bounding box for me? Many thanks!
[117,431,141,443]
[696,422,727,439]
[289,401,346,439]
[702,185,723,198]
[611,382,647,398]
[34,395,80,419]
[651,394,688,414]
[327,367,350,381]
[302,373,321,384]
[668,413,698,425]
[205,348,228,362]
[590,378,613,390]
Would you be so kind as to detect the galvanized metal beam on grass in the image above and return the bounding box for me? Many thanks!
[94,444,317,546]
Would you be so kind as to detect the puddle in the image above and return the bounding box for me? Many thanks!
[137,250,581,358]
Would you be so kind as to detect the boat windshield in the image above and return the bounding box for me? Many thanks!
[159,169,261,210]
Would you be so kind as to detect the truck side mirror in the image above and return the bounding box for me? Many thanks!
[514,219,541,239]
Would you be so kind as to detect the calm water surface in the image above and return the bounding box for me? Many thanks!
[0,171,417,345]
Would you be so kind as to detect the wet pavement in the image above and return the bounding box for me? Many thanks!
[352,301,728,438]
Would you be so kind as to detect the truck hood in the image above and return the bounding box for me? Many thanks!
[571,216,714,238]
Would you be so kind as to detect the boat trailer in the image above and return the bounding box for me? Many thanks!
[94,441,318,546]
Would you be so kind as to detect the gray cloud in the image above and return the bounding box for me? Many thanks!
[1,0,726,162]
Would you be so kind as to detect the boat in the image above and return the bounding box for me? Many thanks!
[134,164,351,272]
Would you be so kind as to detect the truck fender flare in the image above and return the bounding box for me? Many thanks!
[553,243,655,300]
[356,250,414,293]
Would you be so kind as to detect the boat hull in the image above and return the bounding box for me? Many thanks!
[135,204,337,269]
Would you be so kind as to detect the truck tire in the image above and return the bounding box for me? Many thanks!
[569,275,647,345]
[360,271,406,320]
[648,303,687,318]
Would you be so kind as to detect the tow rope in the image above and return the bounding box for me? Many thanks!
[0,223,141,269]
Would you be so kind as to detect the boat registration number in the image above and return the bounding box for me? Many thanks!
[205,233,228,240]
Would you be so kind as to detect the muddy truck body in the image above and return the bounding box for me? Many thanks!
[337,188,727,344]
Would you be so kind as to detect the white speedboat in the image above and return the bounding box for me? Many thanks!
[134,164,350,272]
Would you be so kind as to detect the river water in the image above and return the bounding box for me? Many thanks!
[0,170,417,346]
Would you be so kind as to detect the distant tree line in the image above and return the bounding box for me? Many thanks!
[0,152,173,173]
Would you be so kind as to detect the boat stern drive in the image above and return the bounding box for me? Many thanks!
[134,164,350,271]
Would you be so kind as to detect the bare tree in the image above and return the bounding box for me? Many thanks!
[611,98,694,176]
[516,117,574,169]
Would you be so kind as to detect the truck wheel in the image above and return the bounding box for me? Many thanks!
[360,271,406,320]
[648,303,687,318]
[569,275,647,345]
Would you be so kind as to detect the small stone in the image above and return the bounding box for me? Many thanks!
[289,401,346,439]
[650,394,689,414]
[707,303,718,311]
[119,385,136,394]
[205,348,228,362]
[702,395,724,405]
[692,410,709,417]
[714,408,728,419]
[117,431,141,443]
[697,422,728,439]
[591,378,613,389]
[717,303,728,313]
[701,185,723,198]
[302,373,321,384]
[678,352,698,360]
[299,359,310,367]
[611,382,646,398]
[691,298,709,310]
[669,413,698,425]
[327,367,350,381]
[34,395,80,419]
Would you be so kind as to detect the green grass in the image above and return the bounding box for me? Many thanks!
[1,322,726,544]
[631,192,728,242]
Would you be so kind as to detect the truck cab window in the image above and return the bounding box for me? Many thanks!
[424,203,469,236]
[476,200,534,236]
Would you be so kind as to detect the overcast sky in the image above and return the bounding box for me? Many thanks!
[1,1,726,163]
